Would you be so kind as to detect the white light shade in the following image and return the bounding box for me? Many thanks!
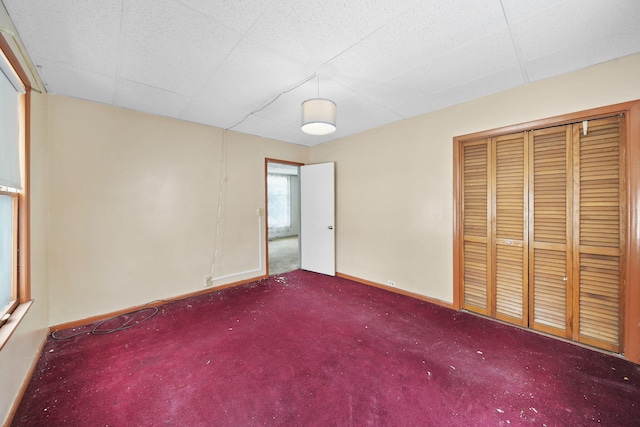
[301,98,336,135]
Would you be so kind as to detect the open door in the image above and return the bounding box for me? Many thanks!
[300,162,335,276]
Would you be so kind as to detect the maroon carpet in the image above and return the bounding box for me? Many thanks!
[12,271,640,426]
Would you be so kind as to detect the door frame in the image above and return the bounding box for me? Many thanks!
[264,158,304,276]
[453,99,640,364]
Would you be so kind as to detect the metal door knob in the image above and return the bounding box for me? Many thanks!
[328,226,333,230]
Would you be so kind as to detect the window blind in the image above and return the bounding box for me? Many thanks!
[0,65,22,190]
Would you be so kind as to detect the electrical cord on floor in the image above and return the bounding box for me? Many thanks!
[50,306,160,340]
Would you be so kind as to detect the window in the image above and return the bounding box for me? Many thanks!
[267,174,291,229]
[0,191,18,321]
[0,37,28,329]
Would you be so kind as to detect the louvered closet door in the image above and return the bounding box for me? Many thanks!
[572,117,624,352]
[529,126,573,338]
[461,140,490,314]
[493,133,528,325]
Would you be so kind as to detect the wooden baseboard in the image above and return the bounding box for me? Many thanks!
[336,272,454,309]
[4,328,49,427]
[51,271,455,330]
[50,274,269,332]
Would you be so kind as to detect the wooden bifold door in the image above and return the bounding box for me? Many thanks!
[459,116,625,353]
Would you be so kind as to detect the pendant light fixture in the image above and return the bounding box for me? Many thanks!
[301,76,336,136]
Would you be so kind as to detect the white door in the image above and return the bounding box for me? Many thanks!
[300,162,335,276]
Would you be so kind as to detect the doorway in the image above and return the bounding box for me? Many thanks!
[266,160,301,275]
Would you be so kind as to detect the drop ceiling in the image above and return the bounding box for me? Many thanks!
[3,0,640,146]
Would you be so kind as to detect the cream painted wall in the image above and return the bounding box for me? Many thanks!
[47,96,309,326]
[0,92,50,425]
[310,53,640,304]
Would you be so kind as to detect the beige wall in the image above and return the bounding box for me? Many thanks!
[311,53,640,303]
[47,96,309,325]
[0,92,50,425]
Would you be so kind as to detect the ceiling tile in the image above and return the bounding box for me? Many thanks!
[265,122,311,145]
[337,94,387,126]
[114,80,191,118]
[393,65,524,119]
[389,28,519,98]
[525,23,640,82]
[120,0,243,95]
[176,0,272,33]
[342,109,404,137]
[316,73,378,95]
[197,37,308,109]
[245,0,422,69]
[179,99,245,129]
[510,0,640,62]
[361,81,424,109]
[501,0,566,23]
[324,0,507,84]
[251,82,316,126]
[4,0,122,75]
[33,57,115,105]
[230,114,284,137]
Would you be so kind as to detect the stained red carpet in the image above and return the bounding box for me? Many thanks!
[12,270,640,426]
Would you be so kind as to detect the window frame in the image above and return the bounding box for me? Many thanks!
[0,33,31,346]
[0,190,19,322]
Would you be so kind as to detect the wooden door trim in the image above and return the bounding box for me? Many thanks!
[453,100,640,364]
[454,101,638,141]
[624,101,640,364]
